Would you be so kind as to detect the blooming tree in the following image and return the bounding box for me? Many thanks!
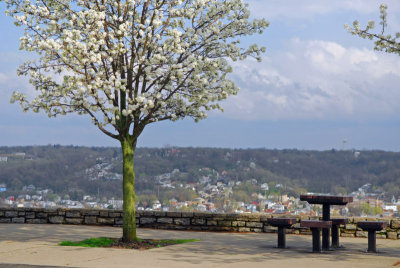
[346,4,400,55]
[3,0,268,241]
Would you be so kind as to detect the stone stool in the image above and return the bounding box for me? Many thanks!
[357,221,387,253]
[300,220,332,252]
[331,218,349,248]
[267,218,297,248]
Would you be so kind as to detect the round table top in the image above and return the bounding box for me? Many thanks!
[300,194,353,206]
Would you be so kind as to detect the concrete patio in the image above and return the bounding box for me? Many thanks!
[0,224,399,267]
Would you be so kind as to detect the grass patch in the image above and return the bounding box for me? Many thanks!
[59,237,115,247]
[59,237,200,250]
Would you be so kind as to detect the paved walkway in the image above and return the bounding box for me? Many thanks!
[0,224,399,267]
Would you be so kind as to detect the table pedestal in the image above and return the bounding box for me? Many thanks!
[322,204,330,250]
[277,226,286,248]
[332,224,340,248]
[368,230,376,253]
[312,228,321,252]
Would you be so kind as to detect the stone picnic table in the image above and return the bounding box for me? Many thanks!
[300,194,353,250]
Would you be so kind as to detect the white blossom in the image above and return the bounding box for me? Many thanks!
[346,4,400,54]
[5,0,268,141]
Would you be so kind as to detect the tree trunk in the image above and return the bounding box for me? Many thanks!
[121,138,137,242]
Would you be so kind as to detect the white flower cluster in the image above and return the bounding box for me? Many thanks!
[6,0,268,140]
[345,4,400,55]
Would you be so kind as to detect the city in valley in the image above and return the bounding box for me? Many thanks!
[0,146,399,218]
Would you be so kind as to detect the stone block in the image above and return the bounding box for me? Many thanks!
[18,211,25,216]
[0,211,3,216]
[246,222,263,228]
[341,233,355,237]
[49,216,64,224]
[58,210,66,216]
[285,229,298,234]
[260,215,272,222]
[166,212,182,218]
[141,211,154,217]
[192,218,206,225]
[100,211,109,217]
[232,221,246,227]
[98,217,115,225]
[37,212,48,219]
[377,234,386,239]
[223,213,241,220]
[207,220,217,226]
[344,217,353,224]
[44,209,58,216]
[140,217,156,224]
[293,223,301,229]
[391,219,400,229]
[0,218,11,223]
[5,211,18,217]
[263,226,277,233]
[136,210,144,216]
[219,221,232,227]
[299,229,312,235]
[109,212,121,218]
[42,208,56,213]
[153,211,166,217]
[238,227,251,232]
[84,216,97,225]
[194,212,214,218]
[251,228,263,233]
[210,216,226,221]
[157,218,173,224]
[342,229,356,234]
[12,217,25,223]
[377,230,387,236]
[114,218,123,226]
[25,212,35,219]
[352,217,363,224]
[181,212,194,218]
[66,211,81,218]
[65,218,83,224]
[345,224,357,230]
[26,219,47,224]
[85,210,100,216]
[174,218,190,225]
[237,214,260,221]
[387,232,397,240]
[356,231,368,238]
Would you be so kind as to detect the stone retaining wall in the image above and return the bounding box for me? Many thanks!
[1,207,399,239]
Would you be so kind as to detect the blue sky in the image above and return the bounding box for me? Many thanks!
[1,0,400,151]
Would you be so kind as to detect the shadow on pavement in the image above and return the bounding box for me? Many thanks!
[0,224,399,267]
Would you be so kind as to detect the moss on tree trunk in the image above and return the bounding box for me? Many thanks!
[121,138,136,242]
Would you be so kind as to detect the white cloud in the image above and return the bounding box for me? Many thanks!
[219,39,400,121]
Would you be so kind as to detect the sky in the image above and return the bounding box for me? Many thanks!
[1,0,400,151]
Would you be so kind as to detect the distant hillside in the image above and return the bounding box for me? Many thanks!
[0,146,399,200]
